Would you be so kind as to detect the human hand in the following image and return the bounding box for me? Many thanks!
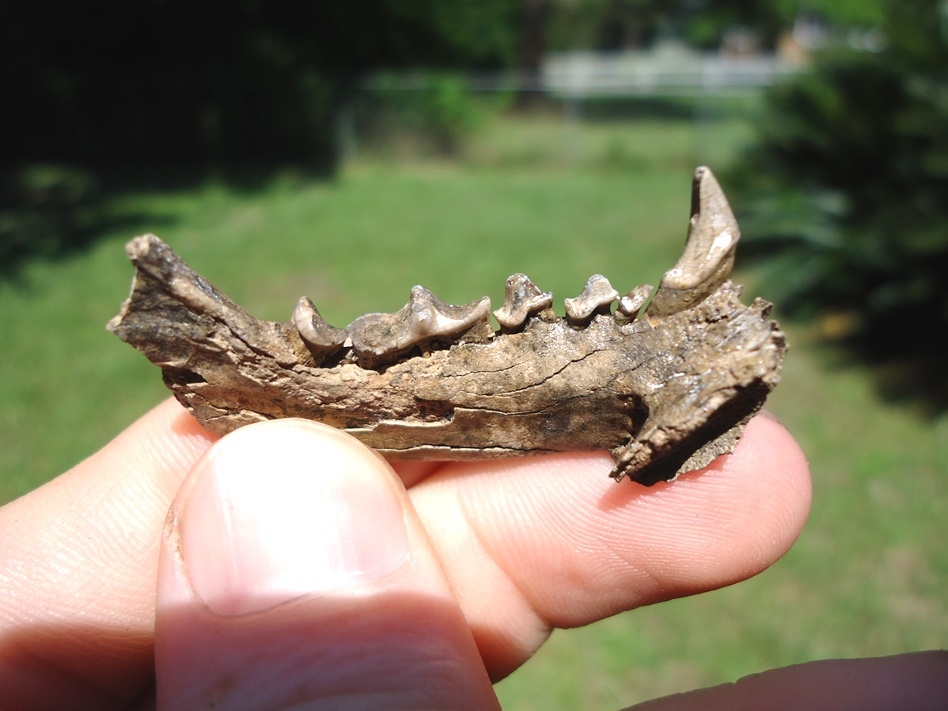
[0,398,825,709]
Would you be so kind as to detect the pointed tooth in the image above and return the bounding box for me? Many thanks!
[348,286,491,367]
[293,297,348,360]
[646,166,739,319]
[493,273,553,330]
[564,274,618,326]
[615,284,653,324]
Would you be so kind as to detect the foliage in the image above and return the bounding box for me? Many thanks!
[0,0,522,271]
[356,73,490,157]
[546,0,671,50]
[0,166,97,273]
[733,0,948,406]
[0,0,520,170]
[772,0,887,28]
[546,0,887,52]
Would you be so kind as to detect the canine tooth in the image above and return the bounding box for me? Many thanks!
[646,166,739,319]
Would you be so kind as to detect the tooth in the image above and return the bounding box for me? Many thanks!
[646,166,739,318]
[493,273,553,330]
[348,286,491,367]
[564,274,618,326]
[615,284,653,324]
[293,297,348,360]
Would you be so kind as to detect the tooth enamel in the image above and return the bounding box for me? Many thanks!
[494,273,554,330]
[293,297,348,360]
[348,286,491,367]
[564,274,619,326]
[646,166,739,319]
[615,284,653,324]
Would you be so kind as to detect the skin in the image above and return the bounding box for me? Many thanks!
[0,399,944,710]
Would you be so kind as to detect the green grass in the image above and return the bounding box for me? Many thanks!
[2,108,945,708]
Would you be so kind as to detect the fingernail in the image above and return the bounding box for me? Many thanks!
[756,408,784,425]
[176,421,410,616]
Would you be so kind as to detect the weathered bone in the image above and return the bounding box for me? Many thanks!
[347,286,492,368]
[493,273,554,330]
[646,166,739,319]
[293,297,348,362]
[108,167,785,485]
[564,274,619,326]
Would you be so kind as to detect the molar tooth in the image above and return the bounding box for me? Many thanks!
[615,284,653,324]
[493,273,554,330]
[646,166,739,319]
[564,274,618,326]
[348,286,491,367]
[293,297,348,360]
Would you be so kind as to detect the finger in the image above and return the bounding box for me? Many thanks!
[0,399,216,710]
[155,419,498,710]
[623,651,948,710]
[408,415,811,678]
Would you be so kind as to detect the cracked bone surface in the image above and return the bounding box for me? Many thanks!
[108,166,786,485]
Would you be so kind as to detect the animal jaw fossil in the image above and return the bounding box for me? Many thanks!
[108,167,786,485]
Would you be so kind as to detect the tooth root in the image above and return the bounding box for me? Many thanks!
[646,166,739,319]
[564,274,618,326]
[348,286,491,367]
[615,284,653,324]
[293,297,348,361]
[493,273,554,330]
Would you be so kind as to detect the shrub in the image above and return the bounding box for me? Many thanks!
[733,0,948,406]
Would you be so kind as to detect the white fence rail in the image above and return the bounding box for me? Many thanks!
[542,51,798,97]
[364,48,801,98]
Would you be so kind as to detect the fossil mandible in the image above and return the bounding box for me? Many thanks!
[108,167,786,485]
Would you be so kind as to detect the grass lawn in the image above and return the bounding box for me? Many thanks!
[2,107,945,707]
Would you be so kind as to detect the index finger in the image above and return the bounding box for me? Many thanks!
[0,398,217,706]
[407,414,811,679]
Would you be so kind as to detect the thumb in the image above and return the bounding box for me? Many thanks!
[155,419,498,711]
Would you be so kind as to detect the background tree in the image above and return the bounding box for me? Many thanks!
[0,0,521,269]
[546,0,670,51]
[0,0,520,170]
[733,0,948,407]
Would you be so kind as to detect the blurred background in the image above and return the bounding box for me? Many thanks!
[1,0,945,707]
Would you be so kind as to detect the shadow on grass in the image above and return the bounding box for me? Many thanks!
[786,312,948,418]
[0,162,333,281]
[846,331,948,418]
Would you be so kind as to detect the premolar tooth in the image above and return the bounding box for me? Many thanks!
[564,274,618,326]
[615,284,653,324]
[348,286,491,367]
[494,273,553,330]
[646,166,739,319]
[293,297,348,361]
